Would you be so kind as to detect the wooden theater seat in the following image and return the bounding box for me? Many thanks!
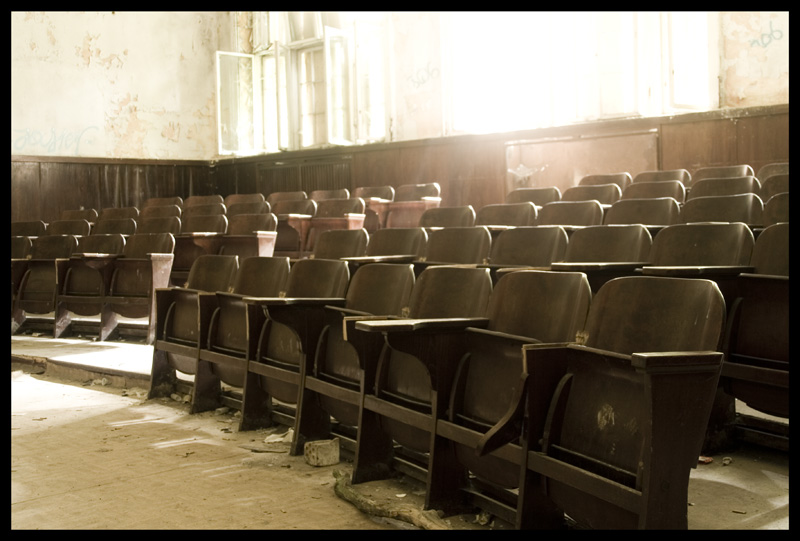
[419,206,476,230]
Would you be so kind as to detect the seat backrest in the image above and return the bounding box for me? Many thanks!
[365,227,428,257]
[138,216,182,235]
[313,229,369,259]
[284,258,351,298]
[226,201,270,218]
[91,218,137,236]
[394,182,441,201]
[686,176,761,200]
[749,222,788,276]
[759,173,789,201]
[143,196,184,208]
[564,224,651,263]
[621,180,686,203]
[272,198,317,216]
[603,197,681,226]
[692,164,755,184]
[419,206,476,228]
[140,204,182,219]
[578,173,632,191]
[407,265,492,319]
[182,203,227,218]
[266,191,307,206]
[227,213,278,235]
[123,233,176,258]
[45,219,91,236]
[232,256,291,297]
[562,184,622,205]
[345,263,416,316]
[61,209,98,222]
[98,206,140,221]
[181,214,228,234]
[756,162,789,181]
[423,226,492,264]
[505,186,562,206]
[185,254,239,292]
[537,200,604,227]
[762,192,789,227]
[11,221,47,237]
[581,275,725,354]
[310,188,350,201]
[31,234,80,259]
[184,194,224,207]
[77,233,126,255]
[475,202,537,227]
[680,193,764,225]
[632,169,691,185]
[224,193,266,207]
[489,226,569,267]
[487,269,591,341]
[314,198,366,218]
[649,222,754,266]
[11,236,33,259]
[353,185,395,201]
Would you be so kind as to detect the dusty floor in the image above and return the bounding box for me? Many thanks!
[10,335,789,530]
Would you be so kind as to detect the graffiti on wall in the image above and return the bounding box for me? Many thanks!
[12,126,99,156]
[750,20,784,48]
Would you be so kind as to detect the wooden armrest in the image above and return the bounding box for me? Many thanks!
[243,296,346,307]
[641,265,754,277]
[354,317,489,333]
[550,261,648,272]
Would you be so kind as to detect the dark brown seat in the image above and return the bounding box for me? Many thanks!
[680,193,764,225]
[687,176,761,200]
[226,213,278,235]
[312,228,369,260]
[184,194,225,207]
[304,198,366,253]
[192,257,292,414]
[537,200,604,228]
[562,183,622,206]
[381,183,442,229]
[483,226,569,283]
[579,172,632,192]
[310,188,350,201]
[61,209,98,222]
[503,275,725,529]
[761,192,789,227]
[353,185,395,201]
[98,206,140,221]
[355,186,397,232]
[11,236,32,260]
[633,169,691,185]
[173,215,230,286]
[143,196,184,209]
[692,164,755,185]
[11,221,47,237]
[149,254,240,407]
[345,265,494,485]
[273,199,318,255]
[140,204,182,219]
[224,193,266,207]
[622,180,686,203]
[138,216,182,235]
[756,162,788,182]
[419,206,476,229]
[239,258,351,438]
[292,263,417,454]
[218,213,279,260]
[505,186,562,207]
[423,270,592,522]
[182,203,227,218]
[603,197,681,237]
[340,227,429,274]
[266,190,307,207]
[12,235,80,335]
[53,234,127,339]
[225,201,270,218]
[475,202,537,228]
[414,226,492,276]
[100,233,175,343]
[759,173,788,201]
[91,218,137,236]
[45,219,91,237]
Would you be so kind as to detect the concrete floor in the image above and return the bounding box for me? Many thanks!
[11,334,789,530]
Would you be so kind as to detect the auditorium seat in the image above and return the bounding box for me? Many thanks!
[138,216,182,235]
[345,265,493,484]
[756,162,788,181]
[680,193,763,226]
[99,232,175,343]
[413,226,492,276]
[353,186,395,201]
[11,220,47,237]
[53,234,127,339]
[11,236,32,260]
[224,193,267,207]
[482,225,569,283]
[423,270,591,523]
[225,200,270,218]
[216,213,279,260]
[354,186,396,232]
[310,188,350,201]
[761,192,789,227]
[149,254,240,408]
[184,194,224,207]
[45,219,91,237]
[603,197,681,237]
[143,196,184,209]
[561,183,622,206]
[621,180,686,203]
[61,208,98,222]
[91,218,137,236]
[505,186,561,208]
[182,202,227,218]
[341,227,428,274]
[292,263,416,454]
[239,258,351,441]
[691,164,755,185]
[381,182,442,229]
[266,190,307,207]
[140,204,182,219]
[191,257,292,415]
[474,202,538,229]
[578,172,632,192]
[759,173,788,201]
[537,200,604,230]
[311,228,369,260]
[172,214,230,286]
[632,169,691,185]
[419,206,476,230]
[550,224,652,292]
[98,206,139,221]
[304,198,366,253]
[273,198,318,256]
[503,275,725,529]
[686,176,761,200]
[12,234,80,335]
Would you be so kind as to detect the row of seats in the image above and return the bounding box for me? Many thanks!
[144,223,786,527]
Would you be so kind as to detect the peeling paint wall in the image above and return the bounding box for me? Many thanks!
[11,11,235,160]
[720,12,788,108]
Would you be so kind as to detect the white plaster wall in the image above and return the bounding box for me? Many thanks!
[11,11,234,160]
